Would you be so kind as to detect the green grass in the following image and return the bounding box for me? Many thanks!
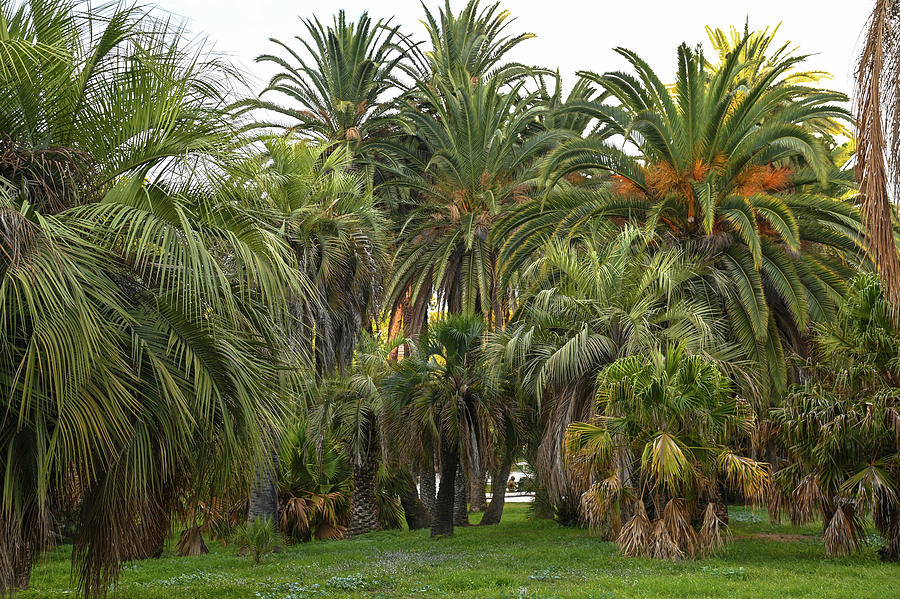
[22,504,899,598]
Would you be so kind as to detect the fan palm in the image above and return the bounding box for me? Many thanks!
[772,275,900,559]
[500,226,740,522]
[277,420,352,542]
[566,343,768,559]
[0,1,301,594]
[308,333,405,537]
[238,139,389,374]
[502,38,861,402]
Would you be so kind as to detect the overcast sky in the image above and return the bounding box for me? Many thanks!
[154,1,872,96]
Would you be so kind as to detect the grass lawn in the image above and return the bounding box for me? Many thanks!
[22,504,899,598]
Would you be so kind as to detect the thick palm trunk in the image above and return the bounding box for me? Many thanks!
[346,450,380,537]
[453,465,470,526]
[469,470,487,513]
[480,460,512,526]
[419,463,437,518]
[399,486,431,530]
[10,533,35,591]
[248,434,280,528]
[431,445,458,537]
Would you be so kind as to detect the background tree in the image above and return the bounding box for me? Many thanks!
[252,10,406,149]
[772,275,900,560]
[235,139,389,525]
[389,314,500,536]
[500,227,739,522]
[309,334,404,537]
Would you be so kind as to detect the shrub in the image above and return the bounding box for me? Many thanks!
[235,517,279,565]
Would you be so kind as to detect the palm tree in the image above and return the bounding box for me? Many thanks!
[503,38,861,402]
[241,139,388,374]
[0,1,300,594]
[387,72,565,326]
[566,343,768,559]
[309,334,404,537]
[233,138,389,525]
[389,314,502,536]
[403,0,535,85]
[378,0,545,343]
[277,419,353,542]
[772,275,900,559]
[252,10,406,148]
[856,1,900,310]
[500,226,742,521]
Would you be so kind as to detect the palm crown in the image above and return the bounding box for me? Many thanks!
[502,39,862,400]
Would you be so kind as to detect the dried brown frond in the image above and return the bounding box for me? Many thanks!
[791,473,826,526]
[856,0,900,311]
[617,500,652,557]
[699,502,730,556]
[824,502,864,557]
[648,517,684,561]
[280,496,310,536]
[314,523,346,540]
[566,172,587,185]
[662,498,698,558]
[580,474,627,539]
[345,127,361,142]
[767,478,787,525]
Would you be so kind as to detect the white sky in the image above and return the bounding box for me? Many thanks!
[156,0,871,97]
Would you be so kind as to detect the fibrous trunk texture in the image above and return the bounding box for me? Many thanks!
[399,484,431,530]
[248,432,280,529]
[419,463,437,518]
[10,531,35,591]
[453,465,470,526]
[469,470,487,513]
[431,445,458,537]
[346,450,380,538]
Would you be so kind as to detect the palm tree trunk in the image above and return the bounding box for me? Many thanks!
[453,465,470,526]
[346,449,380,537]
[431,445,458,537]
[399,485,431,530]
[248,433,280,528]
[469,470,487,513]
[10,531,35,591]
[480,460,512,526]
[419,463,437,518]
